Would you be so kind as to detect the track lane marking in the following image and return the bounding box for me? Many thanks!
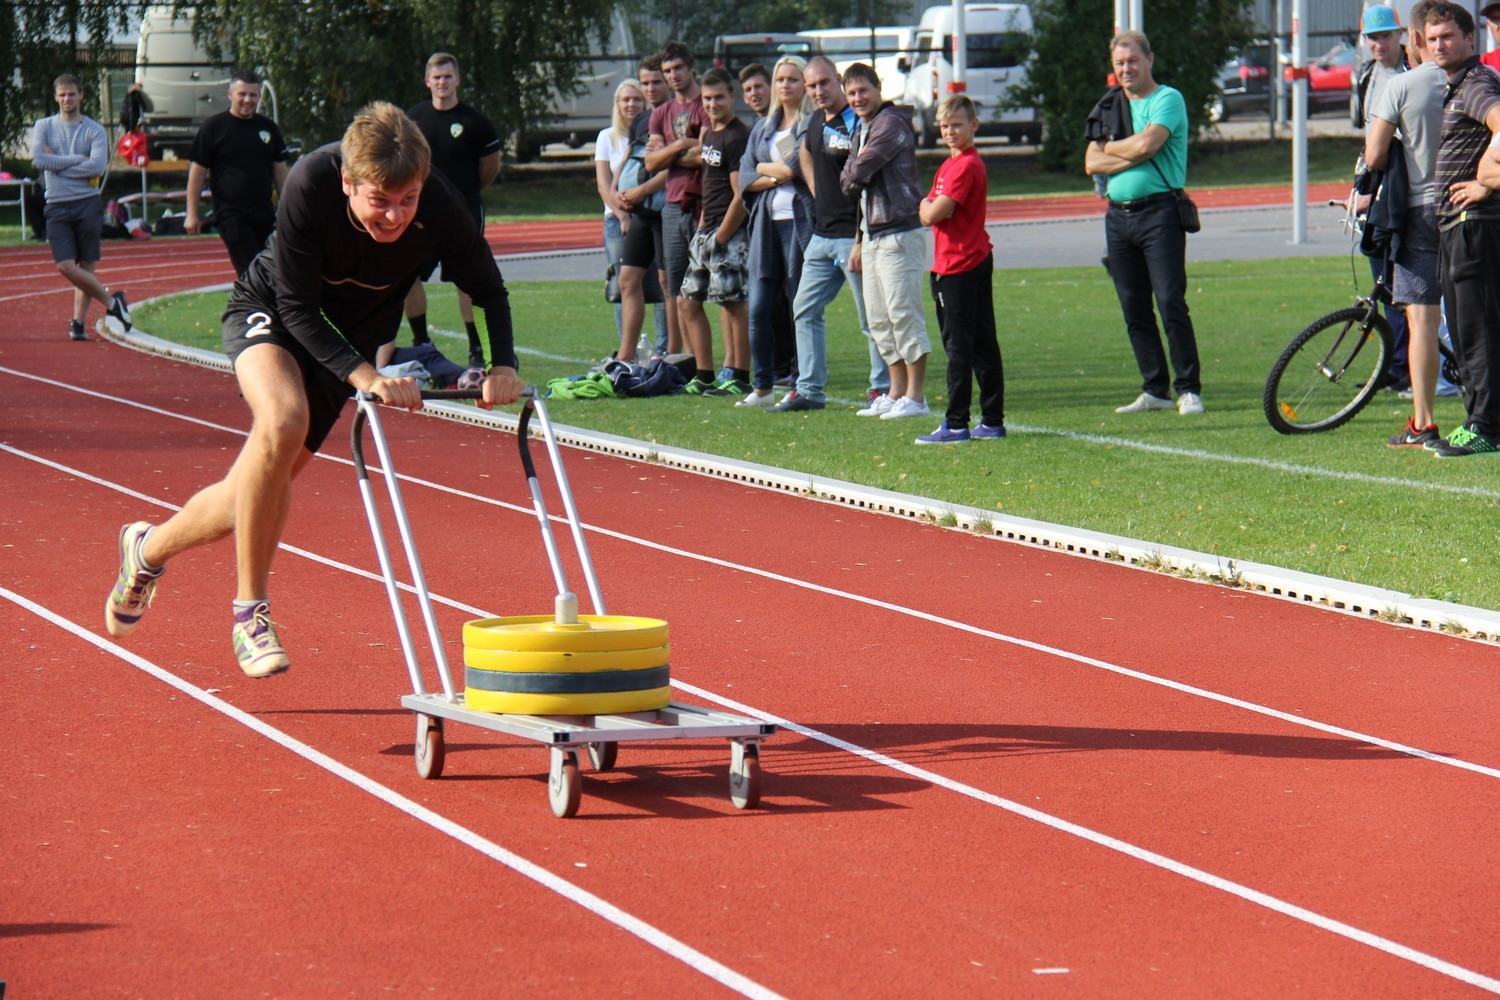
[5,577,1498,994]
[4,418,1498,786]
[6,437,1500,990]
[0,587,789,1000]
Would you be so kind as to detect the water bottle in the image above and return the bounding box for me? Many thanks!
[636,332,651,360]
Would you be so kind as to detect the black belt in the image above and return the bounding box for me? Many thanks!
[1109,191,1175,212]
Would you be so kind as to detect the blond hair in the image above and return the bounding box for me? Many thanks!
[936,94,977,122]
[342,102,430,189]
[612,78,643,140]
[771,54,815,123]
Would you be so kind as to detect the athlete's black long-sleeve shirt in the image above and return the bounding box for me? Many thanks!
[230,142,513,381]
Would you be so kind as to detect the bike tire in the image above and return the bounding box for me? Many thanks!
[1264,306,1394,434]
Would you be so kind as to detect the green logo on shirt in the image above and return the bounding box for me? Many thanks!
[450,123,464,139]
[259,130,270,144]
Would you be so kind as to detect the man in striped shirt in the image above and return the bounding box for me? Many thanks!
[1427,3,1500,457]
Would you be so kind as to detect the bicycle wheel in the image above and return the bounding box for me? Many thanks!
[1264,306,1393,434]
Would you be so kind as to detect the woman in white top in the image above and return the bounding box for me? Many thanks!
[595,79,664,354]
[735,55,815,406]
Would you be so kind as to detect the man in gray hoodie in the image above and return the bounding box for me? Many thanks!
[33,74,131,341]
[839,62,931,420]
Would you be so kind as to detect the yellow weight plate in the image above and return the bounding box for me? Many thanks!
[463,615,669,653]
[464,685,672,716]
[464,643,670,674]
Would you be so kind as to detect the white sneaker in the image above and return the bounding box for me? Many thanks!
[880,396,931,419]
[856,394,896,417]
[1176,392,1205,415]
[1115,392,1174,413]
[734,390,778,409]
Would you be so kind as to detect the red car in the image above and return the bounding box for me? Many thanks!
[1307,39,1356,93]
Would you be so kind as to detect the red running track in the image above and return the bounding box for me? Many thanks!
[3,221,1498,999]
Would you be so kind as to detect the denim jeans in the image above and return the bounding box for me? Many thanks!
[604,214,667,352]
[791,233,889,403]
[1105,196,1201,399]
[748,219,798,390]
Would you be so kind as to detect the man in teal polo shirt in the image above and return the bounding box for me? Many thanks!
[1085,30,1204,416]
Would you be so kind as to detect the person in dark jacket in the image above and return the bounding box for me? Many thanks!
[840,63,931,421]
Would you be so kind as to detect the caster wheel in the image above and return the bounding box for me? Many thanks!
[549,747,581,818]
[414,714,445,779]
[587,741,618,772]
[728,741,761,810]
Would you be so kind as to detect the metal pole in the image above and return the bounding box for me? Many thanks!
[1289,0,1308,244]
[1114,0,1127,36]
[951,1,967,93]
[1128,0,1143,31]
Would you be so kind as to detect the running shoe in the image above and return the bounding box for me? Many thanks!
[767,391,824,412]
[233,602,291,677]
[1176,392,1205,415]
[69,320,88,341]
[716,377,754,396]
[1387,418,1440,449]
[1431,426,1500,458]
[914,420,971,444]
[1115,392,1173,413]
[856,394,896,417]
[106,290,132,332]
[105,521,163,637]
[683,377,731,396]
[467,348,486,370]
[971,421,1008,440]
[734,389,777,408]
[881,396,930,419]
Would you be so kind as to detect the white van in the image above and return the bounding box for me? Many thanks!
[901,3,1038,147]
[134,5,229,154]
[796,26,915,103]
[516,6,638,160]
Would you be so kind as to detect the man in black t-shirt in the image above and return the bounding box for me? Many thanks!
[185,70,290,276]
[404,53,503,368]
[770,55,887,412]
[104,103,524,679]
[678,69,750,394]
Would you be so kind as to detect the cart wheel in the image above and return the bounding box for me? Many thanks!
[548,747,582,818]
[728,741,761,810]
[587,741,618,772]
[414,714,445,779]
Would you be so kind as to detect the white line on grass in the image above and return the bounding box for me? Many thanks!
[0,586,790,1000]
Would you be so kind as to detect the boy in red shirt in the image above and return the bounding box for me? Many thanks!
[915,95,1006,444]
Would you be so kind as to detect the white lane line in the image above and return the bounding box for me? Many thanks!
[3,425,1498,785]
[0,587,789,1000]
[6,584,1498,995]
[667,681,1500,996]
[6,437,1499,989]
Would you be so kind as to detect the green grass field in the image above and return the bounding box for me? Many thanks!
[134,254,1500,612]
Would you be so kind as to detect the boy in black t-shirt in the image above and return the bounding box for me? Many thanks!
[185,70,290,276]
[680,68,751,395]
[103,103,525,679]
[403,53,503,367]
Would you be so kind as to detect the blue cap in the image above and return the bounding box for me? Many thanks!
[1361,5,1400,35]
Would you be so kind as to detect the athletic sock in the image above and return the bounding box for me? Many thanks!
[232,598,268,622]
[135,527,164,576]
[465,322,480,353]
[731,368,749,384]
[694,369,715,384]
[408,313,429,345]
